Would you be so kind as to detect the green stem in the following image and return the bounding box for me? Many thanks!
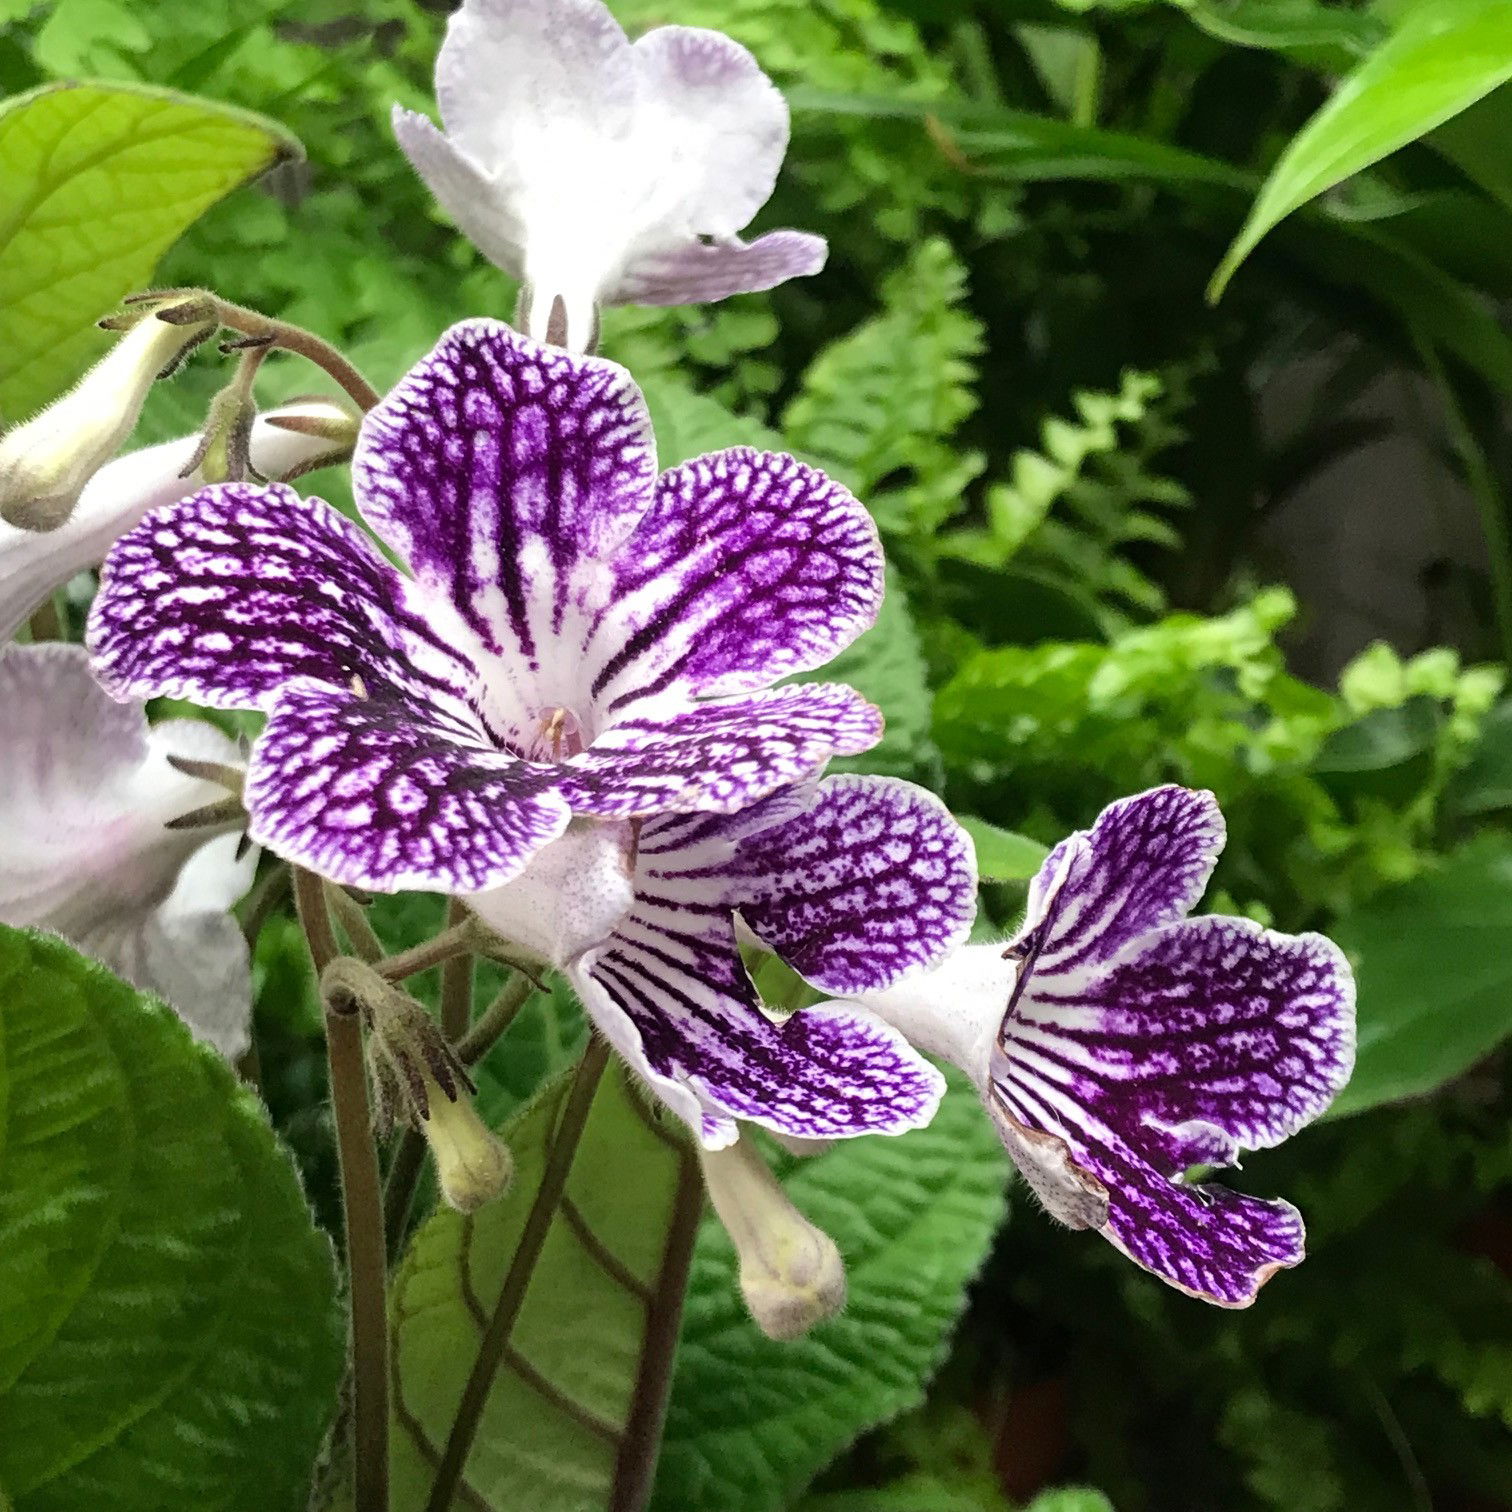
[440,898,473,1042]
[456,973,536,1066]
[425,1039,612,1512]
[374,922,477,983]
[296,870,390,1512]
[326,882,384,963]
[214,297,381,412]
[238,862,289,949]
[609,1124,703,1512]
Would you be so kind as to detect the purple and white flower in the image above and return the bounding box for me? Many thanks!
[394,0,827,351]
[1,399,352,643]
[87,319,883,897]
[0,643,257,1057]
[848,786,1356,1307]
[474,772,977,1148]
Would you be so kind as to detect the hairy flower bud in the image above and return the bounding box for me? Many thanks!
[0,298,218,531]
[700,1135,845,1341]
[424,1081,515,1214]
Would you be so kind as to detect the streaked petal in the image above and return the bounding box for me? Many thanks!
[560,683,882,819]
[352,319,656,718]
[246,684,571,893]
[1017,785,1225,978]
[0,407,351,644]
[610,230,828,306]
[990,914,1355,1304]
[0,643,254,1053]
[588,448,881,709]
[88,481,477,720]
[570,808,944,1146]
[733,774,976,993]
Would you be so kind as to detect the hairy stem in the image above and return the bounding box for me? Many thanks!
[610,1123,703,1512]
[374,922,478,983]
[326,882,385,963]
[296,870,390,1512]
[440,898,473,1041]
[425,1038,612,1512]
[215,297,382,411]
[457,973,537,1066]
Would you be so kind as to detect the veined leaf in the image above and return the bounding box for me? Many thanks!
[653,1082,1007,1512]
[1210,0,1512,296]
[389,1063,702,1511]
[0,80,300,420]
[1329,836,1512,1117]
[0,925,342,1512]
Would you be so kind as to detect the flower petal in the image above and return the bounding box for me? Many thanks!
[610,230,828,306]
[88,481,476,719]
[560,683,882,819]
[990,913,1355,1304]
[352,319,657,716]
[1,410,350,644]
[589,448,882,709]
[733,774,977,993]
[0,643,255,1053]
[570,809,945,1147]
[1017,785,1226,978]
[247,683,570,892]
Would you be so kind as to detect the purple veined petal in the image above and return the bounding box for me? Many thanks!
[731,774,977,994]
[587,448,882,710]
[392,108,526,277]
[988,912,1355,1304]
[0,643,256,1056]
[610,230,829,307]
[351,319,657,715]
[87,481,479,722]
[559,683,883,820]
[1,406,352,644]
[1014,785,1226,980]
[246,682,571,892]
[568,821,945,1147]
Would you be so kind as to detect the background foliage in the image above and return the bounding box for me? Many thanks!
[3,0,1512,1508]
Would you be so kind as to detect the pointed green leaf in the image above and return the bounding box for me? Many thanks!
[653,1082,1007,1512]
[957,816,1049,882]
[1210,0,1512,297]
[0,80,301,420]
[389,1065,701,1511]
[0,925,342,1512]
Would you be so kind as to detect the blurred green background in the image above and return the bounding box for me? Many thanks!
[4,1,1512,1508]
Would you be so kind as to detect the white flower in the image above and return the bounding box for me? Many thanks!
[0,643,258,1057]
[394,0,827,351]
[0,399,353,643]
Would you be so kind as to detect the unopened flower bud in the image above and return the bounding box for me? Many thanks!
[700,1135,846,1341]
[424,1079,514,1214]
[0,298,218,531]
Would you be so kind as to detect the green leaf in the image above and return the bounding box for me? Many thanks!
[652,1082,1007,1512]
[1310,695,1439,803]
[0,925,342,1512]
[0,80,300,420]
[958,816,1049,882]
[1210,0,1512,296]
[1022,1493,1118,1512]
[1446,698,1512,817]
[1329,836,1512,1117]
[388,1064,701,1511]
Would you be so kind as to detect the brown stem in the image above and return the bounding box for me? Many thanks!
[374,922,478,983]
[456,973,536,1066]
[610,1132,703,1512]
[26,595,62,642]
[215,297,381,411]
[238,862,290,949]
[425,1039,611,1512]
[326,882,384,964]
[296,870,390,1512]
[440,898,473,1042]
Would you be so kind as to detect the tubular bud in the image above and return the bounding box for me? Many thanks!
[0,299,218,531]
[700,1134,846,1341]
[424,1081,515,1213]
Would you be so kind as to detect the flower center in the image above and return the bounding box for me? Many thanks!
[526,705,586,762]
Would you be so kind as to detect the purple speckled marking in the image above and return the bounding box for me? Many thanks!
[88,322,887,892]
[990,785,1355,1307]
[733,774,976,993]
[570,774,961,1147]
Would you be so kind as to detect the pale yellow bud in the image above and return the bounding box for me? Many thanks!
[0,305,217,531]
[422,1073,514,1214]
[700,1135,846,1341]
